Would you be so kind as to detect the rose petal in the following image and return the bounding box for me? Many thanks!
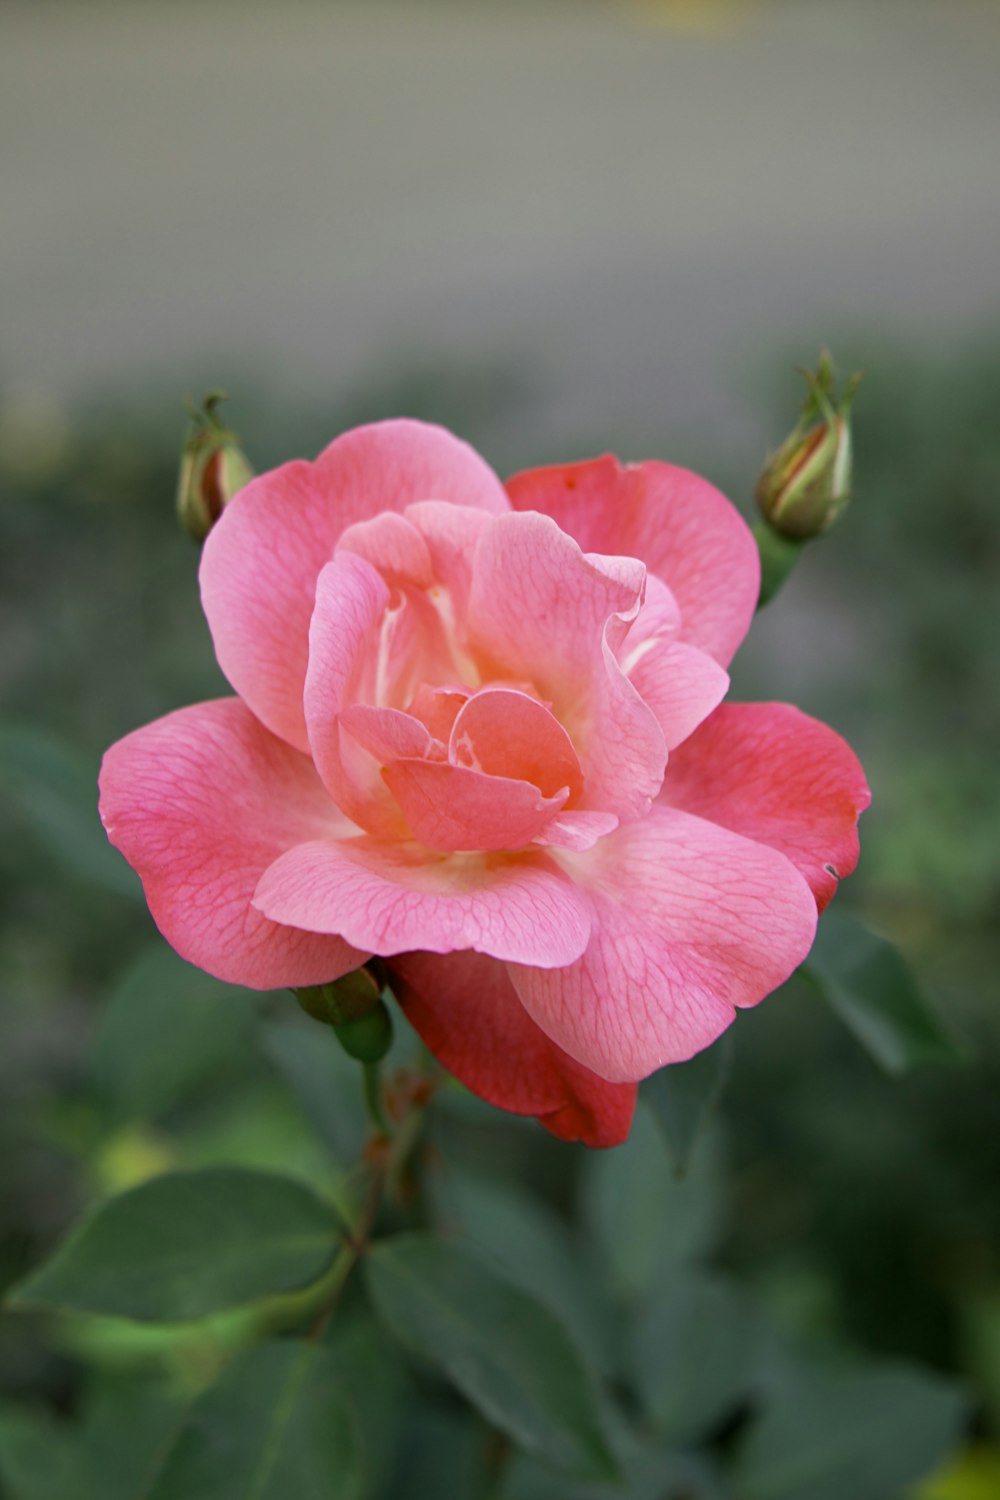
[449,688,583,799]
[659,701,871,910]
[336,510,434,588]
[627,638,730,751]
[390,951,636,1148]
[534,810,619,852]
[385,759,568,853]
[405,500,496,625]
[201,420,509,750]
[339,705,443,763]
[302,553,403,837]
[465,511,665,820]
[407,683,470,741]
[621,571,682,652]
[509,805,817,1082]
[467,509,645,696]
[577,633,667,821]
[506,455,759,667]
[98,699,365,989]
[253,838,593,967]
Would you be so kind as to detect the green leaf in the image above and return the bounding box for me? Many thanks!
[324,1306,412,1498]
[581,1102,721,1304]
[430,1165,615,1374]
[144,1340,362,1500]
[364,1232,619,1481]
[0,1405,86,1500]
[8,1168,342,1322]
[92,943,252,1123]
[0,723,140,899]
[628,1271,759,1442]
[805,910,960,1074]
[642,1033,733,1173]
[500,1434,728,1500]
[385,1400,494,1500]
[732,1364,967,1500]
[79,1378,181,1500]
[0,1379,179,1500]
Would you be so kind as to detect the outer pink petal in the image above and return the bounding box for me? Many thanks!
[98,700,365,989]
[253,838,593,967]
[659,702,871,911]
[201,420,508,750]
[314,420,509,520]
[389,952,636,1148]
[384,760,567,852]
[627,638,730,751]
[506,455,759,668]
[509,805,818,1082]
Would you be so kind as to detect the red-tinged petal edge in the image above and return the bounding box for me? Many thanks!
[390,951,636,1148]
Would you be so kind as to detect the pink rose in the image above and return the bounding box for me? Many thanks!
[99,420,869,1147]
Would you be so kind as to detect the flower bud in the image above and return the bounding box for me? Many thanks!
[293,967,394,1064]
[332,1004,395,1064]
[177,392,254,542]
[756,353,861,542]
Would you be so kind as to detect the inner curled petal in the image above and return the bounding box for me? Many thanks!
[449,687,584,801]
[407,683,470,741]
[337,511,434,590]
[339,704,446,763]
[306,504,663,847]
[383,759,569,853]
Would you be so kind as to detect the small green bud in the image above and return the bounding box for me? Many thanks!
[756,352,861,541]
[177,391,254,542]
[293,968,394,1064]
[334,1003,394,1064]
[294,967,381,1026]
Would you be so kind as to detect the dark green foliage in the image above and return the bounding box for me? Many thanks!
[365,1233,619,1481]
[732,1364,967,1500]
[144,1341,363,1500]
[804,909,960,1074]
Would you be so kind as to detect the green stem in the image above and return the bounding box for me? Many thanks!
[307,1164,385,1343]
[306,1080,430,1338]
[753,517,806,608]
[362,1061,394,1139]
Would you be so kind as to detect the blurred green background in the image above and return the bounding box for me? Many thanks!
[2,2,999,1496]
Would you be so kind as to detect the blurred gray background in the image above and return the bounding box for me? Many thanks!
[4,0,998,468]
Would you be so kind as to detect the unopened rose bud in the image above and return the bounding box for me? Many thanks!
[177,392,254,542]
[754,353,862,605]
[293,968,394,1064]
[757,354,861,540]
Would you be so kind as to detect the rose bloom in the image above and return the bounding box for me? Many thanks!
[100,420,869,1147]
